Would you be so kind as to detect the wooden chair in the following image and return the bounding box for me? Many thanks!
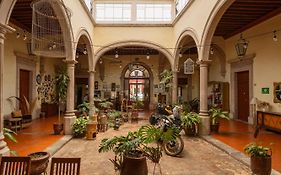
[0,156,31,175]
[50,157,81,175]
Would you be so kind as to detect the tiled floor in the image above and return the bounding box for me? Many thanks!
[212,119,281,173]
[5,115,63,156]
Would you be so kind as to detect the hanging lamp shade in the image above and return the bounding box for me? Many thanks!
[235,34,248,57]
[31,0,72,58]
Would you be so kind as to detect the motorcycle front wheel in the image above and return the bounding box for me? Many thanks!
[163,136,184,156]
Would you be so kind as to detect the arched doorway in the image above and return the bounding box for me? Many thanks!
[123,63,151,110]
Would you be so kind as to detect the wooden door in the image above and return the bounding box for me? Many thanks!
[237,71,249,122]
[20,69,30,114]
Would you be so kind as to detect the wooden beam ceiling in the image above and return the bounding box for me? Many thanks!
[215,0,281,39]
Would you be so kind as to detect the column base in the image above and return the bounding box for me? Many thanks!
[199,115,210,136]
[64,111,77,135]
[0,134,10,155]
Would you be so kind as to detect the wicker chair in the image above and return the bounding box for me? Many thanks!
[50,157,81,175]
[0,156,31,175]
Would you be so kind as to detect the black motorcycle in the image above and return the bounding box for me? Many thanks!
[149,104,184,156]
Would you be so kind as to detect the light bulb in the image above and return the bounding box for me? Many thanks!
[52,42,57,49]
[16,32,20,39]
[115,53,119,58]
[273,31,278,42]
[179,53,183,58]
[146,54,150,60]
[76,53,79,58]
[23,35,27,41]
[83,48,87,55]
[49,46,53,50]
[99,60,103,64]
[119,64,122,68]
[210,48,214,55]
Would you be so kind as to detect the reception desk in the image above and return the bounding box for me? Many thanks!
[257,111,281,133]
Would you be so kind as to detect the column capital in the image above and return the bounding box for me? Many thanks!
[0,23,15,35]
[88,70,96,74]
[197,59,212,66]
[63,59,78,65]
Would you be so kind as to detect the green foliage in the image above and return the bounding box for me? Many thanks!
[99,101,113,110]
[181,112,200,128]
[244,143,271,157]
[182,98,199,113]
[55,65,69,103]
[160,69,173,90]
[99,124,177,170]
[72,117,88,137]
[77,101,90,117]
[209,107,229,125]
[4,128,17,143]
[133,100,144,109]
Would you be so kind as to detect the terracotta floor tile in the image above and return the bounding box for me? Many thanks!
[213,119,281,173]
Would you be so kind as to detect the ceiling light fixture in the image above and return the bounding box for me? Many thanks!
[273,30,278,42]
[115,48,119,58]
[235,34,248,57]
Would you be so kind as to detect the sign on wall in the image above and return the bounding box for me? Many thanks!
[184,58,194,74]
[261,87,269,94]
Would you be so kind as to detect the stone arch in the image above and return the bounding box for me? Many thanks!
[74,28,94,71]
[200,0,235,60]
[210,44,226,77]
[0,0,74,59]
[93,40,174,70]
[174,27,200,71]
[120,61,154,109]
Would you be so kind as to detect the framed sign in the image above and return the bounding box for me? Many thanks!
[261,87,269,94]
[184,58,194,74]
[274,82,281,103]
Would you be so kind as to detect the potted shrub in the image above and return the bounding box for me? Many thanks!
[54,65,69,135]
[244,143,271,175]
[209,107,229,133]
[107,110,122,130]
[181,112,200,136]
[99,124,178,175]
[72,117,89,138]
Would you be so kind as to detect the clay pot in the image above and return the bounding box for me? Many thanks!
[184,125,197,136]
[53,123,63,135]
[28,152,50,175]
[251,156,271,175]
[86,122,97,140]
[121,155,148,175]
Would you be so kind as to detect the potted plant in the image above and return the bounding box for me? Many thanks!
[72,117,89,138]
[244,143,271,175]
[107,110,122,130]
[181,112,200,136]
[209,107,229,133]
[99,124,178,175]
[28,151,50,175]
[54,65,69,135]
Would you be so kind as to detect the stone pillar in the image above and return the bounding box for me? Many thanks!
[172,71,178,104]
[88,70,95,116]
[0,24,14,155]
[63,59,77,135]
[198,60,211,135]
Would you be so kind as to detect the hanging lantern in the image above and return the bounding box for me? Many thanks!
[31,0,72,58]
[235,34,248,57]
[184,58,194,75]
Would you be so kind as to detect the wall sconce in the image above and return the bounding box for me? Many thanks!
[235,34,248,57]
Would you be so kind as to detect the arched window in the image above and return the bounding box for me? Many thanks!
[125,64,149,78]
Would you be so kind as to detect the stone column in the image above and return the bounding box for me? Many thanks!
[198,60,211,135]
[88,70,95,116]
[63,59,77,135]
[0,24,14,155]
[172,71,178,104]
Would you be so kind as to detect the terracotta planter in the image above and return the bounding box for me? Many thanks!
[121,156,148,175]
[184,125,197,136]
[86,122,97,140]
[210,123,219,133]
[53,123,63,135]
[251,156,271,175]
[28,152,50,175]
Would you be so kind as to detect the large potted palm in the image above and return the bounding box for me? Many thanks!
[99,124,178,175]
[54,65,69,135]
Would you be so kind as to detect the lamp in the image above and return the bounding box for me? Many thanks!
[235,34,248,57]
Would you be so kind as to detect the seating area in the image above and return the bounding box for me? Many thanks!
[0,156,81,175]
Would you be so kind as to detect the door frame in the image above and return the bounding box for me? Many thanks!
[230,54,255,123]
[15,52,37,113]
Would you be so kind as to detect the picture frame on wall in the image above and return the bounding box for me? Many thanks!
[94,81,98,90]
[111,83,116,91]
[273,82,281,103]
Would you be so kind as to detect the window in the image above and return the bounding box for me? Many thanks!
[95,3,131,22]
[136,4,172,22]
[175,0,189,15]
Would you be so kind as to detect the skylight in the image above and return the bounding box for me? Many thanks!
[136,4,172,22]
[95,3,131,22]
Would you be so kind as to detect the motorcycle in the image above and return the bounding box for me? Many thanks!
[149,103,184,156]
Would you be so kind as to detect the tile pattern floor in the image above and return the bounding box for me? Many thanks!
[5,115,63,156]
[212,119,281,173]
